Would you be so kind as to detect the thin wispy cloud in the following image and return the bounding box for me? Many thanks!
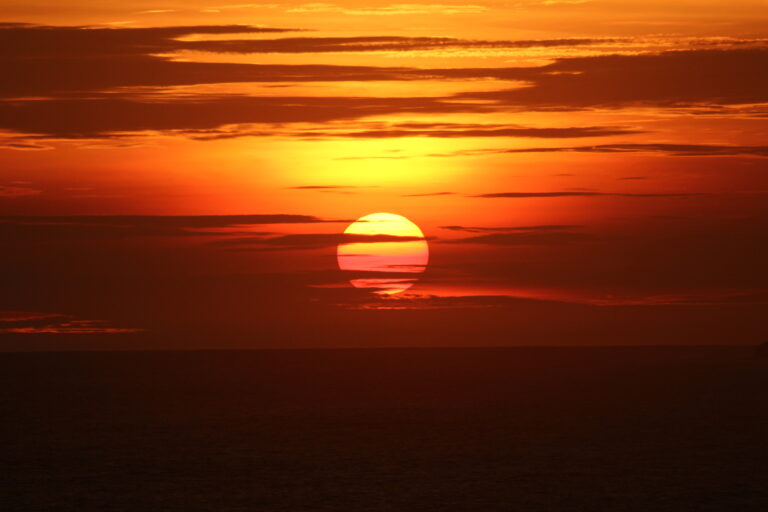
[440,224,584,233]
[471,191,704,198]
[420,143,768,159]
[403,191,455,197]
[445,231,599,246]
[299,123,641,139]
[0,185,42,197]
[286,4,489,15]
[2,22,767,142]
[498,143,768,157]
[179,35,621,53]
[0,311,141,334]
[0,215,349,241]
[212,232,427,250]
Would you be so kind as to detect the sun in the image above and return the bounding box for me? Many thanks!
[337,212,429,295]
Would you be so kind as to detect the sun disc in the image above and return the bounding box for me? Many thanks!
[337,213,428,294]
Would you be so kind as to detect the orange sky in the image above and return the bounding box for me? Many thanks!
[1,1,767,348]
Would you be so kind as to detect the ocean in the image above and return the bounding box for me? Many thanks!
[2,346,766,511]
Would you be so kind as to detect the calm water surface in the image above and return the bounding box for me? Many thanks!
[2,346,766,511]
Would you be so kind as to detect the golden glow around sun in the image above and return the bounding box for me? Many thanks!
[337,212,429,295]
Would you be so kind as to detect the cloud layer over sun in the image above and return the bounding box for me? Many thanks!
[1,1,767,348]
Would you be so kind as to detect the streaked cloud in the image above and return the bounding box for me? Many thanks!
[178,35,620,53]
[0,311,141,334]
[404,191,456,197]
[499,143,768,157]
[0,141,53,151]
[136,9,177,14]
[298,123,641,139]
[443,226,598,246]
[472,191,704,198]
[0,96,488,138]
[0,215,348,241]
[211,232,427,249]
[440,224,584,233]
[286,3,489,15]
[288,185,365,190]
[426,143,768,159]
[457,48,768,108]
[3,23,767,142]
[0,185,41,197]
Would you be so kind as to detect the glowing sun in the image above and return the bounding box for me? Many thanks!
[337,212,429,295]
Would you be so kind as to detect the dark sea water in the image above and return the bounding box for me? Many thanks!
[1,346,766,511]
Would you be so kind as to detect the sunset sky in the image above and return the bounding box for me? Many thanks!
[1,1,767,349]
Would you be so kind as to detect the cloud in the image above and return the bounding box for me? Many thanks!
[587,289,768,306]
[0,96,489,138]
[428,214,768,303]
[0,311,64,322]
[0,321,142,334]
[179,35,620,54]
[0,23,621,100]
[186,122,637,142]
[2,217,765,346]
[539,0,591,4]
[335,155,410,161]
[403,191,456,197]
[286,185,381,193]
[286,4,488,15]
[497,143,768,157]
[199,4,280,13]
[211,232,426,250]
[0,23,294,60]
[445,231,599,246]
[136,9,177,14]
[366,287,768,309]
[2,23,767,144]
[299,123,641,139]
[288,185,360,189]
[440,224,583,233]
[439,225,597,246]
[472,191,703,198]
[0,185,41,197]
[2,24,766,94]
[422,143,768,160]
[1,214,342,226]
[287,185,383,195]
[0,215,346,241]
[0,310,141,334]
[455,48,768,108]
[0,141,53,150]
